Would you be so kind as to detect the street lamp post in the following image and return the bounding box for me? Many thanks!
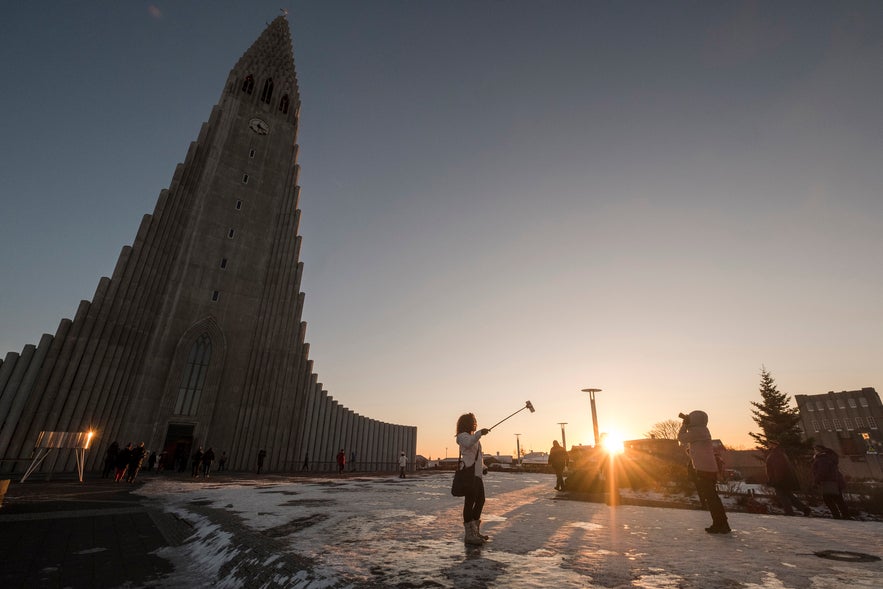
[557,422,568,451]
[581,388,603,447]
[515,434,522,466]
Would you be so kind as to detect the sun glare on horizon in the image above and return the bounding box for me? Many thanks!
[601,431,625,454]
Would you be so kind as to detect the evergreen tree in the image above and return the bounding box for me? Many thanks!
[749,366,811,458]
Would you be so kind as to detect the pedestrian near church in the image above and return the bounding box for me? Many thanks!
[812,445,850,519]
[191,447,203,477]
[218,451,227,472]
[201,447,215,478]
[114,443,132,482]
[456,412,491,545]
[548,440,568,491]
[103,441,119,478]
[302,452,309,471]
[765,440,811,516]
[336,449,346,474]
[126,442,146,483]
[677,410,730,533]
[398,451,408,478]
[257,449,267,474]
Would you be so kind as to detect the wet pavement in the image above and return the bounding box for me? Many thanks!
[1,471,881,588]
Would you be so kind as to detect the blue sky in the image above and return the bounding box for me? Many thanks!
[1,1,882,460]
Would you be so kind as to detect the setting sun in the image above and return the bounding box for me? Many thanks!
[601,432,625,454]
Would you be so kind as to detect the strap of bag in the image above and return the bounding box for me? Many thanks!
[457,445,479,471]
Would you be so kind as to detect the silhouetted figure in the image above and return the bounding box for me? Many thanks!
[766,440,810,516]
[126,442,146,483]
[456,412,491,545]
[257,449,267,474]
[218,451,227,472]
[191,447,204,477]
[301,452,309,471]
[548,440,567,491]
[336,449,346,474]
[812,445,850,519]
[103,441,119,478]
[114,443,133,482]
[201,447,215,478]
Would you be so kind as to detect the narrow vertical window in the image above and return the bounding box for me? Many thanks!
[211,290,220,302]
[260,78,274,104]
[220,258,228,269]
[279,94,290,114]
[174,334,211,416]
[241,75,254,94]
[249,149,255,158]
[235,200,242,210]
[228,228,235,239]
[242,174,249,184]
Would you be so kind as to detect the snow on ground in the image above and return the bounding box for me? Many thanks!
[137,472,883,588]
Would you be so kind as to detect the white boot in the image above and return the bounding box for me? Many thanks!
[476,520,489,541]
[464,521,484,545]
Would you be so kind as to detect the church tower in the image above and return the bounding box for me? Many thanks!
[0,17,417,475]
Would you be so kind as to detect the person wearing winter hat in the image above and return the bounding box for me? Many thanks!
[677,410,731,533]
[765,440,811,517]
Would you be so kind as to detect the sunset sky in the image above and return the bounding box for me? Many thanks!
[1,2,881,461]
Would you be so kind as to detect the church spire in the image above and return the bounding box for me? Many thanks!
[225,16,299,117]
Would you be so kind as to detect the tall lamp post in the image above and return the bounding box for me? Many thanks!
[557,422,568,450]
[581,388,603,447]
[515,434,522,466]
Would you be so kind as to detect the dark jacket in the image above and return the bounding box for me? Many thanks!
[811,447,842,486]
[548,444,567,471]
[765,446,798,490]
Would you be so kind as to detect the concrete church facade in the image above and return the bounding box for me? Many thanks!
[0,17,416,475]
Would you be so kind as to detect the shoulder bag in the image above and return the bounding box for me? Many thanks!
[451,446,479,497]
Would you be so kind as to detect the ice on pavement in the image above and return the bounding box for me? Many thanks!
[137,472,882,588]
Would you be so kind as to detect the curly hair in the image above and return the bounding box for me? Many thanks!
[456,413,477,435]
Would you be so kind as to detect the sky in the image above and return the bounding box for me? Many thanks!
[1,1,882,461]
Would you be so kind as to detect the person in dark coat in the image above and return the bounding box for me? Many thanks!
[765,440,811,516]
[103,441,119,478]
[191,447,204,477]
[548,440,568,491]
[126,442,146,483]
[218,451,227,472]
[336,449,346,474]
[114,443,132,482]
[257,449,267,474]
[201,447,215,478]
[811,445,849,519]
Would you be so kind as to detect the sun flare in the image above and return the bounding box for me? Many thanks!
[601,432,625,454]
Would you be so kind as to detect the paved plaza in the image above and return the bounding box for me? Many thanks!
[0,471,881,588]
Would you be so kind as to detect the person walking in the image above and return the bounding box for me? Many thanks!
[126,442,146,483]
[114,443,132,482]
[103,441,119,478]
[218,451,227,472]
[336,449,346,474]
[548,440,567,491]
[398,451,408,478]
[257,449,267,474]
[456,412,491,545]
[191,447,204,477]
[201,447,215,478]
[765,440,811,516]
[678,410,730,533]
[301,452,309,471]
[812,445,850,519]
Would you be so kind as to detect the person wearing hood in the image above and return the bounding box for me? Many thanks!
[677,410,730,533]
[548,440,568,491]
[811,445,849,519]
[765,440,811,516]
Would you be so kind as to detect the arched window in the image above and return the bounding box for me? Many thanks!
[279,94,290,114]
[242,75,254,94]
[174,334,211,416]
[260,77,274,104]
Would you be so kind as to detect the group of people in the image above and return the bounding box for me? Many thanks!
[766,440,850,519]
[455,408,855,546]
[102,441,149,483]
[190,447,227,477]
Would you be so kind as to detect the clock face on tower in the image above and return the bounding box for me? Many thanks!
[249,118,269,135]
